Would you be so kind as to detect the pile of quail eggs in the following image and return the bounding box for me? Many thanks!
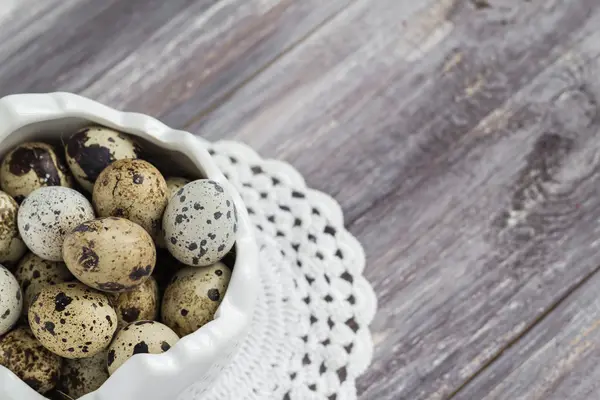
[0,126,238,399]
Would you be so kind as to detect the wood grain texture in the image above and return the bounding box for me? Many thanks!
[180,0,600,398]
[445,40,600,400]
[454,264,600,400]
[5,0,600,399]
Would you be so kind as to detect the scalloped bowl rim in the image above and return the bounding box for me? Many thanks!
[0,92,258,400]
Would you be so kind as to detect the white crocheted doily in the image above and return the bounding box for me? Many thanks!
[178,141,377,400]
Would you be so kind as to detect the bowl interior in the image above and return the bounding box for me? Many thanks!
[0,118,202,179]
[0,115,239,286]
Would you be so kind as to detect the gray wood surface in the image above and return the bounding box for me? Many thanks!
[4,0,600,399]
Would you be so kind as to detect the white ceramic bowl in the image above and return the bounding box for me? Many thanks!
[0,93,258,400]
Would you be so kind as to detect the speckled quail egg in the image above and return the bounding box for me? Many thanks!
[0,190,26,268]
[63,217,156,293]
[113,276,159,329]
[163,180,237,267]
[0,265,22,335]
[28,282,117,359]
[65,126,142,193]
[107,320,179,375]
[0,326,62,393]
[0,142,73,203]
[165,177,190,199]
[93,159,168,242]
[14,252,74,317]
[161,263,231,337]
[17,186,95,261]
[58,350,109,398]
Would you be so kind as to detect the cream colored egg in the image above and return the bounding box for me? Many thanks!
[0,326,62,394]
[28,282,117,359]
[17,186,95,261]
[107,320,179,375]
[113,276,159,329]
[0,265,22,335]
[62,218,156,293]
[0,142,73,203]
[65,126,142,192]
[0,191,26,268]
[13,252,74,317]
[161,263,231,337]
[93,159,168,242]
[162,180,237,267]
[59,350,109,398]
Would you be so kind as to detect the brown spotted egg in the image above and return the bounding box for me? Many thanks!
[107,320,179,375]
[161,263,231,337]
[28,282,117,359]
[17,186,95,261]
[58,350,109,398]
[113,276,159,329]
[0,326,62,393]
[0,142,73,203]
[0,190,26,268]
[65,126,142,192]
[0,265,22,335]
[62,218,156,293]
[93,159,168,242]
[14,252,74,317]
[162,180,237,267]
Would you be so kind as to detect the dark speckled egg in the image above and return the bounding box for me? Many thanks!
[161,263,231,337]
[28,282,117,359]
[62,218,156,293]
[0,265,22,335]
[58,350,109,398]
[65,126,141,193]
[13,252,74,318]
[112,276,159,329]
[0,326,62,394]
[0,191,26,268]
[162,180,237,267]
[107,320,179,375]
[93,159,168,242]
[0,142,73,203]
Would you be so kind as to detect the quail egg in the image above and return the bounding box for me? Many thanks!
[165,177,190,199]
[107,320,179,375]
[0,326,62,393]
[14,252,74,317]
[0,190,26,268]
[63,217,156,293]
[0,265,22,335]
[162,180,237,267]
[161,263,231,337]
[113,276,159,329]
[65,126,142,192]
[58,350,109,398]
[0,142,73,203]
[28,282,117,359]
[17,186,95,261]
[93,159,168,242]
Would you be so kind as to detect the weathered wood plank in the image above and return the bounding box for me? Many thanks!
[78,0,355,120]
[179,1,600,398]
[454,259,600,399]
[0,0,205,95]
[447,35,600,400]
[0,0,354,118]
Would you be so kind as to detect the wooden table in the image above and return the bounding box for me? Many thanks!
[3,1,600,399]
